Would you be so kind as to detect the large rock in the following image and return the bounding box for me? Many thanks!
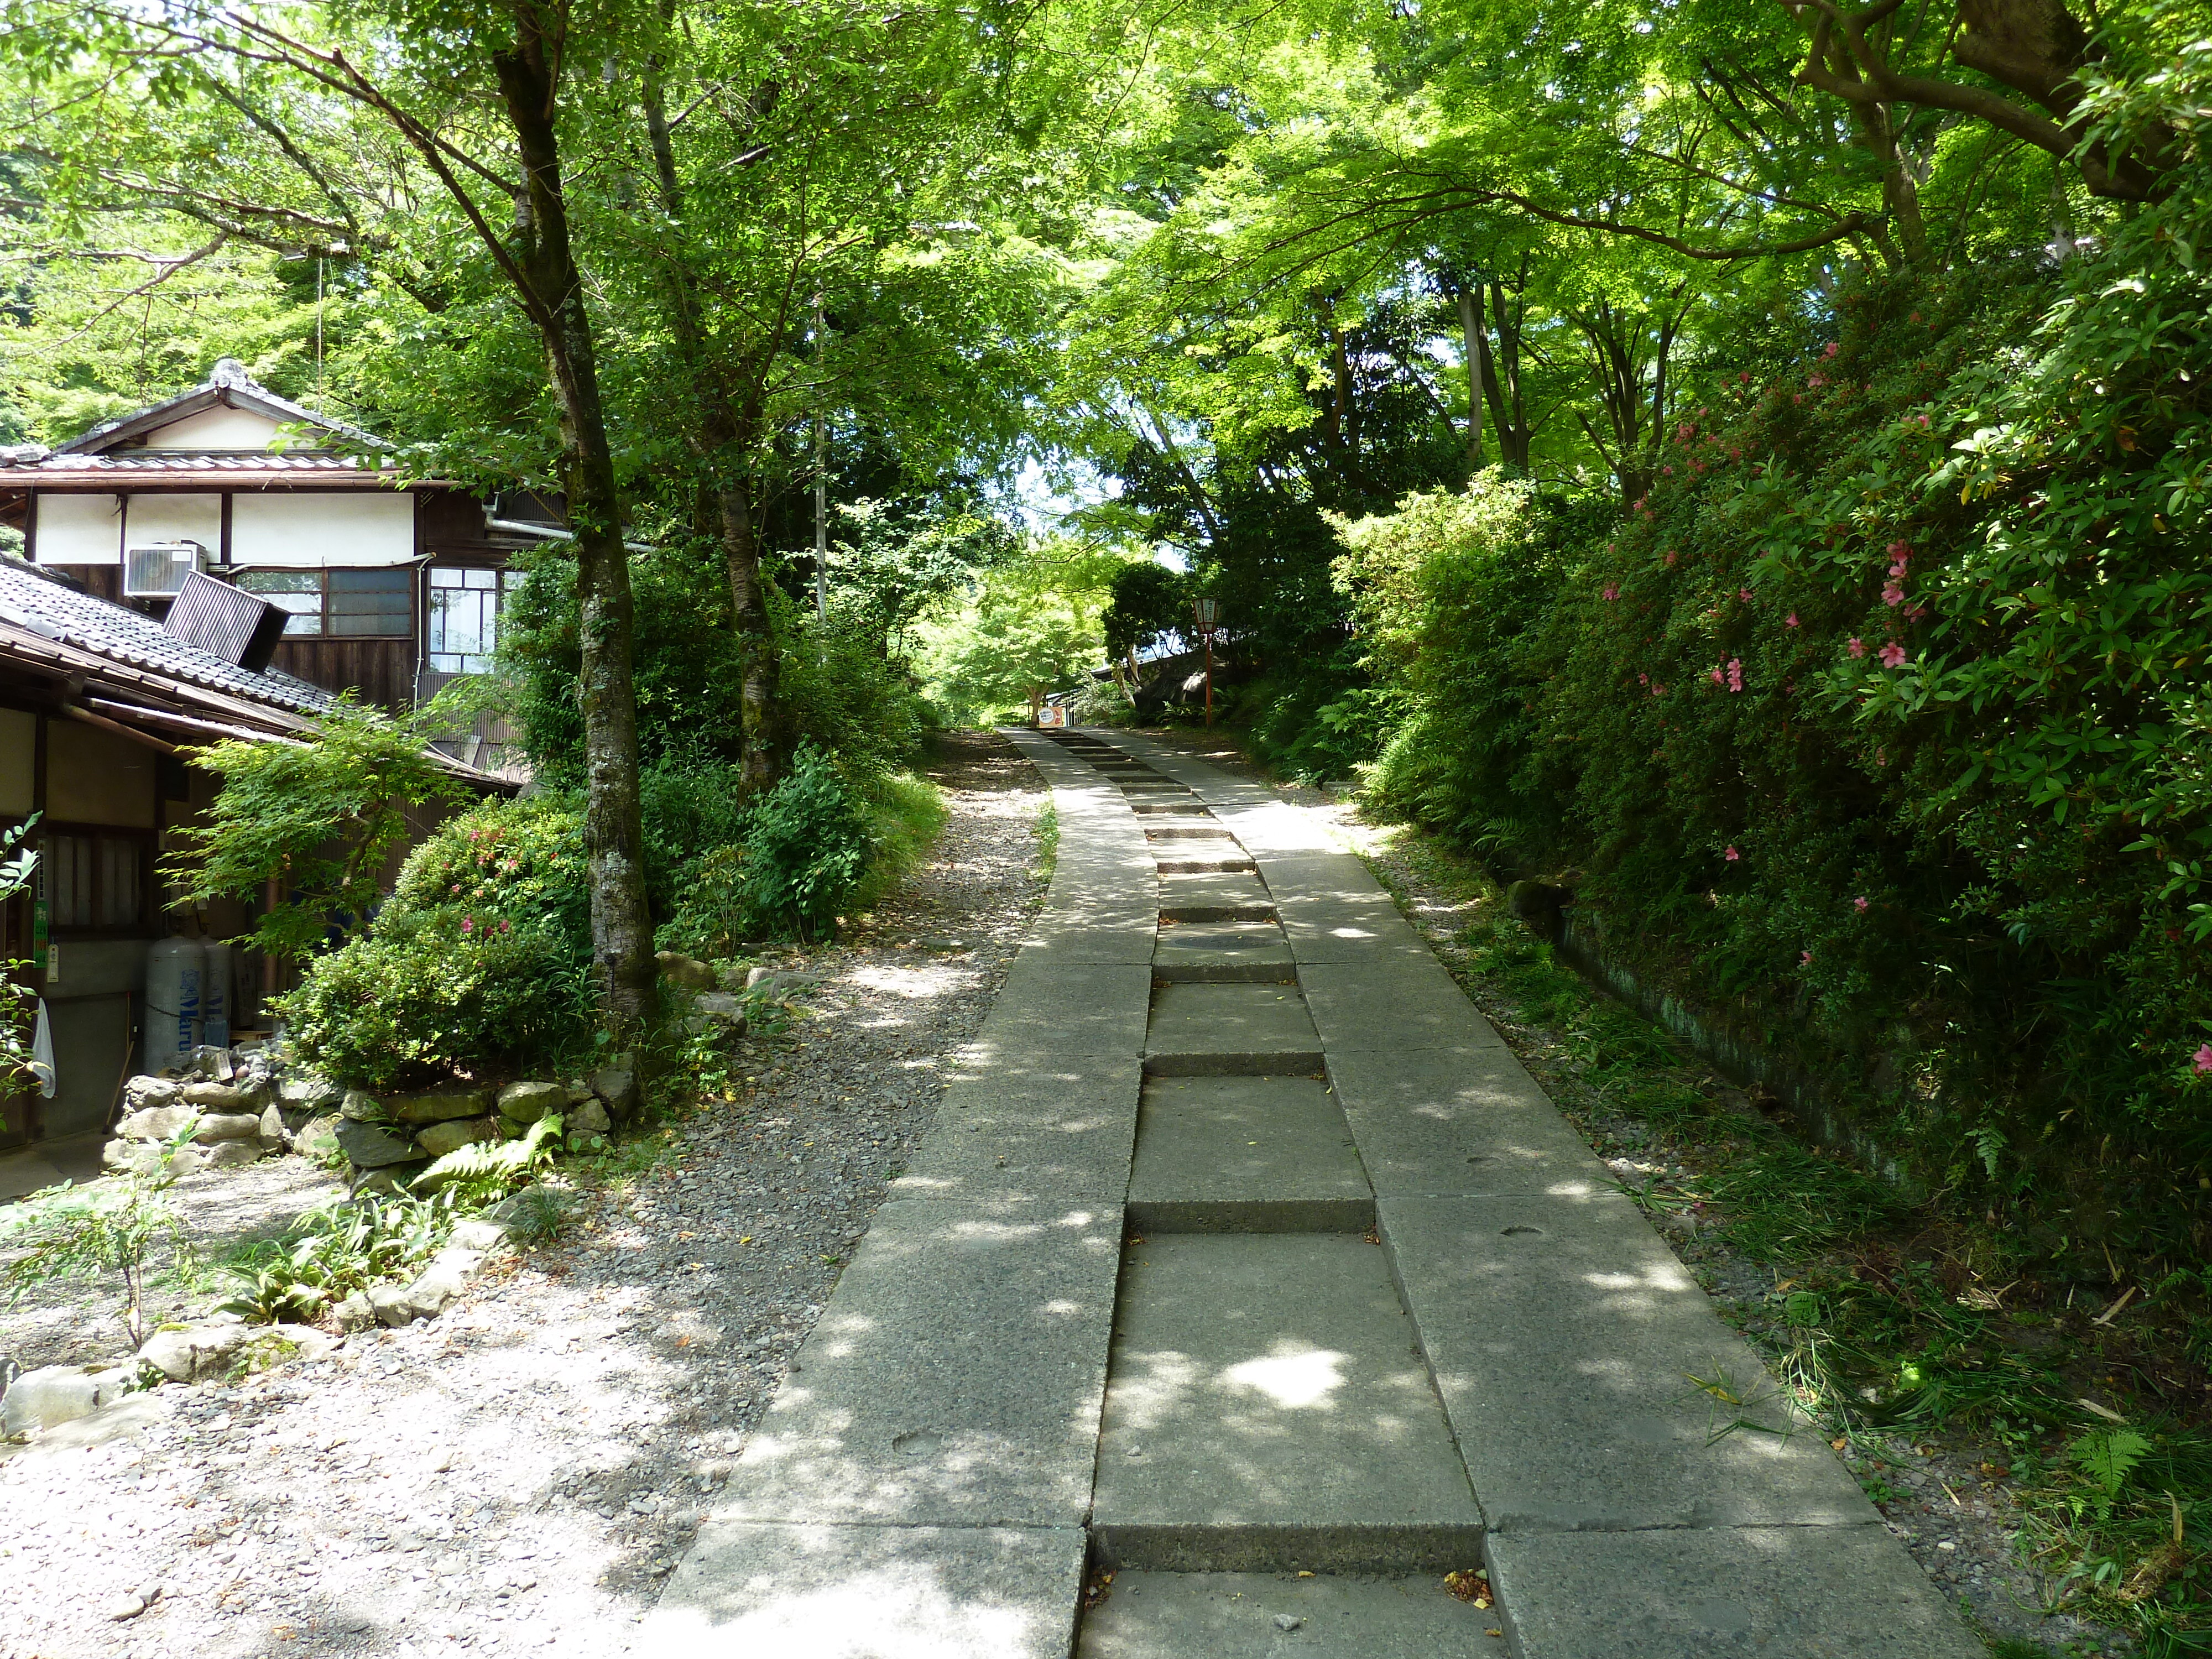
[137,1322,252,1385]
[102,1139,164,1177]
[416,1116,497,1159]
[191,1113,262,1144]
[385,1087,492,1125]
[332,1293,377,1332]
[402,1246,482,1319]
[1,1365,134,1437]
[257,1103,288,1153]
[169,1144,210,1177]
[693,992,749,1032]
[200,1140,261,1171]
[339,1090,384,1123]
[335,1118,419,1169]
[590,1057,642,1124]
[348,1165,424,1198]
[567,1096,612,1136]
[293,1116,342,1160]
[367,1284,419,1328]
[116,1105,195,1142]
[497,1081,567,1124]
[180,1081,248,1110]
[122,1076,181,1112]
[655,951,719,992]
[278,1073,340,1112]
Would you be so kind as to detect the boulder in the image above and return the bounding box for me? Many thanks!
[200,1140,261,1171]
[136,1322,253,1384]
[348,1165,422,1199]
[339,1090,384,1123]
[278,1073,340,1112]
[180,1081,248,1111]
[567,1096,612,1136]
[332,1293,377,1332]
[402,1247,480,1319]
[497,1080,567,1124]
[655,951,719,992]
[692,992,748,1031]
[257,1103,289,1154]
[102,1139,164,1177]
[292,1116,342,1160]
[366,1284,419,1328]
[2,1364,134,1437]
[415,1116,497,1160]
[169,1144,211,1177]
[590,1057,642,1123]
[385,1087,492,1125]
[744,967,821,999]
[191,1113,263,1145]
[450,1218,511,1251]
[122,1076,181,1112]
[335,1118,420,1170]
[116,1104,196,1142]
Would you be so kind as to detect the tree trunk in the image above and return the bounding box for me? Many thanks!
[1454,288,1486,468]
[492,15,657,1035]
[641,38,784,790]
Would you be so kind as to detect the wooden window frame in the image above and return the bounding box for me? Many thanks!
[235,566,415,641]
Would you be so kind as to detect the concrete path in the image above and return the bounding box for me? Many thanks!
[634,730,1983,1658]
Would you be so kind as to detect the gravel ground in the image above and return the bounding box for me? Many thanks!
[1129,723,2127,1658]
[0,729,1047,1659]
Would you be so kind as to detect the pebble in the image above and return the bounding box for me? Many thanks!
[0,734,1046,1659]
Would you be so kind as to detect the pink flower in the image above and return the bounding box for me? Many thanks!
[1710,665,1725,686]
[1905,602,1928,622]
[1677,422,1694,442]
[1807,373,1826,389]
[1726,658,1745,692]
[1663,550,1677,566]
[1724,846,1740,862]
[1879,642,1908,669]
[2194,1044,2212,1077]
[1853,896,1869,912]
[1917,414,1931,428]
[1739,372,1752,383]
[461,916,474,935]
[500,919,512,934]
[1785,612,1800,629]
[1823,342,1839,358]
[1882,581,1906,607]
[1637,672,1650,685]
[1739,588,1754,601]
[1662,465,1674,476]
[1801,950,1814,965]
[1848,638,1866,659]
[450,884,461,896]
[1603,583,1620,601]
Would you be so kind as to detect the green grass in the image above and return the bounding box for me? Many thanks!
[849,770,950,914]
[1362,822,2210,1652]
[1034,800,1059,884]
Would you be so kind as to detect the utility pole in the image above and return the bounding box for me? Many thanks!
[813,292,828,628]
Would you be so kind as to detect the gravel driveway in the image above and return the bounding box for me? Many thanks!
[0,729,1047,1659]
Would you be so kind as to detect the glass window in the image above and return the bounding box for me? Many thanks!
[236,569,325,637]
[328,567,413,637]
[427,567,513,673]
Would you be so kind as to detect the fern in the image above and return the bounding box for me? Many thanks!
[2070,1426,2153,1515]
[413,1113,563,1206]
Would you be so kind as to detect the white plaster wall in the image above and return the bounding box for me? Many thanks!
[231,491,414,566]
[135,405,285,450]
[33,493,123,564]
[122,492,222,552]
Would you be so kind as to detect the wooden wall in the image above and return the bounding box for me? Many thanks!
[270,639,416,713]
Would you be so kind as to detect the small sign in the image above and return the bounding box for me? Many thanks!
[1036,706,1067,729]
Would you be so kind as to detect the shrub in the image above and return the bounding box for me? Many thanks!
[388,797,588,941]
[280,909,594,1090]
[741,744,874,940]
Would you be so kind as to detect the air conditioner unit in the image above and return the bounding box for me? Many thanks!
[124,542,204,599]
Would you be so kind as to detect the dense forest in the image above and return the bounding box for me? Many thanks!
[4,0,2210,1519]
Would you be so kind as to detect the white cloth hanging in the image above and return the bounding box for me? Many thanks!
[28,998,55,1098]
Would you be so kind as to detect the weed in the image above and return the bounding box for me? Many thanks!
[218,1191,450,1324]
[1034,800,1060,884]
[2,1120,200,1345]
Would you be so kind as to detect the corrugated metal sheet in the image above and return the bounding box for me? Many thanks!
[164,571,290,672]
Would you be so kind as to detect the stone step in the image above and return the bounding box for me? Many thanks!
[1091,1234,1484,1572]
[1130,802,1213,816]
[1143,825,1237,840]
[1155,857,1258,875]
[1146,983,1321,1073]
[1153,921,1296,985]
[1158,872,1273,924]
[1127,1076,1371,1233]
[1077,1572,1495,1658]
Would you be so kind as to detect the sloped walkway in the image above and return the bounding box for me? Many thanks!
[635,729,1983,1658]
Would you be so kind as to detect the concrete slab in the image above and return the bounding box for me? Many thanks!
[1092,1234,1484,1571]
[1324,1048,1610,1198]
[1155,855,1259,875]
[1142,825,1235,841]
[893,1055,1142,1204]
[638,1521,1086,1659]
[1273,898,1433,961]
[1486,1525,1984,1658]
[1379,1193,1879,1533]
[1147,983,1318,1057]
[1154,921,1295,983]
[1128,1076,1370,1232]
[972,961,1153,1056]
[717,1197,1123,1527]
[1299,959,1500,1051]
[1130,802,1213,817]
[1245,851,1386,898]
[1077,1572,1496,1658]
[1160,870,1275,922]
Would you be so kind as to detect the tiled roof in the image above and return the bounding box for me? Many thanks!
[0,556,335,715]
[13,451,389,474]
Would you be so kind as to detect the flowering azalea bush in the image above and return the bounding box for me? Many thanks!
[1335,51,2212,1257]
